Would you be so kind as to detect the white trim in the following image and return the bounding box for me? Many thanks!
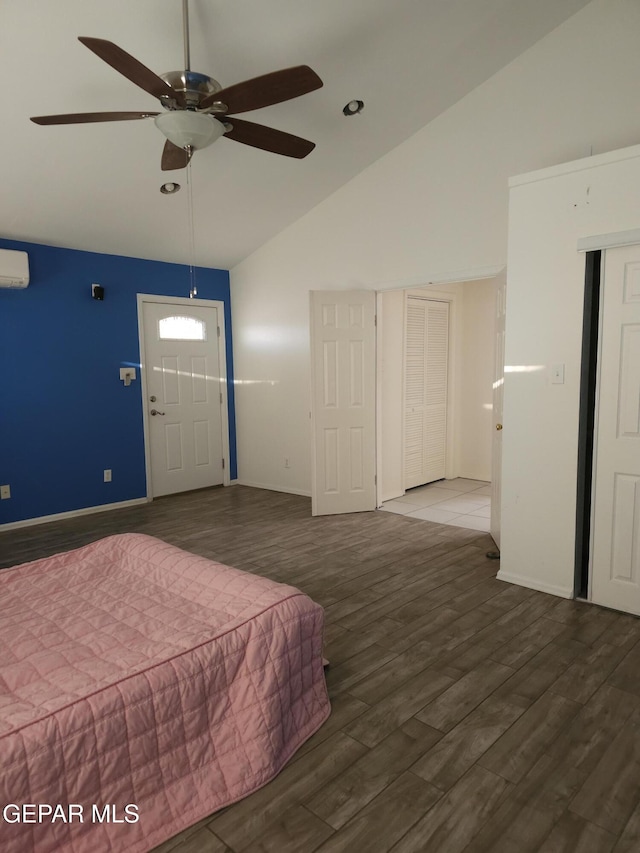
[496,569,574,599]
[375,264,504,292]
[137,294,231,498]
[137,298,153,498]
[375,291,384,507]
[0,498,149,532]
[236,480,311,498]
[577,228,640,253]
[510,143,640,188]
[458,471,491,482]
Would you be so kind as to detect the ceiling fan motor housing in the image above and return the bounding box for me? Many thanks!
[160,70,222,109]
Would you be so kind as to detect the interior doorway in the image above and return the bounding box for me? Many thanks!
[377,270,505,544]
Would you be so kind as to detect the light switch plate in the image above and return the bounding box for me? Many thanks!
[551,363,565,384]
[120,367,136,384]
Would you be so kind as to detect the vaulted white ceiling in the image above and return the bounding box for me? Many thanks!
[2,0,591,269]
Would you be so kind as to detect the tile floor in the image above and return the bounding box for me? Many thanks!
[380,478,492,532]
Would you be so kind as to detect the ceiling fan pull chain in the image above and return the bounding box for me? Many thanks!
[186,155,197,298]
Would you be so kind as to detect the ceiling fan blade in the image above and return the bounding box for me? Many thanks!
[223,117,315,159]
[161,140,193,171]
[31,111,159,125]
[78,37,185,106]
[200,65,322,113]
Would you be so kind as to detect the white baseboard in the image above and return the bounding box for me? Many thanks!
[236,480,312,498]
[496,569,574,600]
[0,498,150,532]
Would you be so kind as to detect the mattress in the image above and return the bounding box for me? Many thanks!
[0,533,330,852]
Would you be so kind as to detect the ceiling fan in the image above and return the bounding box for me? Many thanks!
[30,0,323,171]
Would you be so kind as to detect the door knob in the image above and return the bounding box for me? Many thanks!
[149,395,157,402]
[496,423,503,430]
[150,409,165,416]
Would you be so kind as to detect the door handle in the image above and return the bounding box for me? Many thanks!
[496,423,503,430]
[150,409,165,416]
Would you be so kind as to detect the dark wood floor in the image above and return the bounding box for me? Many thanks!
[3,485,640,853]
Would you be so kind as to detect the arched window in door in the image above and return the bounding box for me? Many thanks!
[158,315,206,341]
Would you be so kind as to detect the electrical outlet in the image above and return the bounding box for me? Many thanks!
[103,469,112,483]
[0,484,10,500]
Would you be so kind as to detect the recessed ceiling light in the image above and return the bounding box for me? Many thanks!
[160,182,181,194]
[343,99,364,116]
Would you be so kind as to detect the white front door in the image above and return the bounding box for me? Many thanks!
[403,296,450,489]
[310,290,377,516]
[141,300,225,497]
[591,245,640,614]
[490,269,507,549]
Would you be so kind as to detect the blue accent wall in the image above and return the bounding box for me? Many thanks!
[0,238,236,526]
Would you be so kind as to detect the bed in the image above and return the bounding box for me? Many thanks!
[0,533,330,853]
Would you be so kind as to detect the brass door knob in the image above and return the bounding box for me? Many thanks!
[496,423,503,430]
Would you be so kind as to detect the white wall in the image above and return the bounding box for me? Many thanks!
[499,145,640,598]
[231,0,640,497]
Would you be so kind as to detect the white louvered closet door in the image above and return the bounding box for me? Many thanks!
[404,297,449,489]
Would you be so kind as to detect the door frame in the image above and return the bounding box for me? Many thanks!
[137,294,231,500]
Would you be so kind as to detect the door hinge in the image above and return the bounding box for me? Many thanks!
[374,315,377,327]
[217,326,221,337]
[375,475,377,485]
[220,392,223,405]
[222,458,225,469]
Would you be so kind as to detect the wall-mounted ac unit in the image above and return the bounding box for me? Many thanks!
[0,249,29,288]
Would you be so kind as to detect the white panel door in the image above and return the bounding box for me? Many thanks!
[310,291,376,516]
[591,245,640,614]
[142,301,224,497]
[490,269,507,549]
[404,297,449,489]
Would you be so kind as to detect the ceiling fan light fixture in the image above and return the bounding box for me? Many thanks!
[154,111,225,150]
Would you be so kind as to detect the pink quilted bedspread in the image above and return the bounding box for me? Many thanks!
[0,533,330,853]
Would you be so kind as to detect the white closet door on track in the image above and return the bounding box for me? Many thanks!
[591,244,640,614]
[404,297,449,490]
